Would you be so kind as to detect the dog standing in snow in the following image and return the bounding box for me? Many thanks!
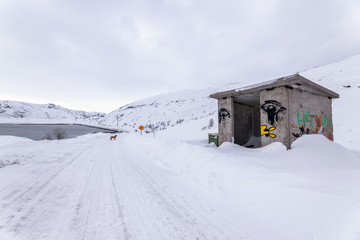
[110,135,117,140]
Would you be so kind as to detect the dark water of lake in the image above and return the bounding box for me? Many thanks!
[0,124,118,140]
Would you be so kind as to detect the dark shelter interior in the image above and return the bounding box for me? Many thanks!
[233,92,261,148]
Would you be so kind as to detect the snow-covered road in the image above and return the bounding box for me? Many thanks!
[1,133,360,240]
[0,134,247,240]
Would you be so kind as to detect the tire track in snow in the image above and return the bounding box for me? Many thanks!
[109,155,131,240]
[109,141,168,240]
[69,140,130,240]
[0,140,98,239]
[1,134,256,240]
[110,138,246,240]
[1,142,95,206]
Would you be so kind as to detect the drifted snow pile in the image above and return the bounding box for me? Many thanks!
[117,133,360,240]
[0,136,34,167]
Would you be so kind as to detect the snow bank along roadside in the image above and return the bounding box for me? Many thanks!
[118,133,360,240]
[0,134,101,168]
[0,136,34,167]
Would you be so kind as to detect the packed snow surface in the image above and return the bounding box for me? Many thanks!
[0,133,359,240]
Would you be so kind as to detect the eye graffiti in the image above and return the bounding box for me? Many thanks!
[261,100,287,126]
[219,108,231,123]
[260,125,276,138]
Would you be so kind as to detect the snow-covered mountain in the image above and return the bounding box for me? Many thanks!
[1,54,359,149]
[0,100,105,124]
[100,88,218,133]
[301,54,360,90]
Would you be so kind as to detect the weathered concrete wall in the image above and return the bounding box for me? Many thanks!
[288,88,334,145]
[260,86,290,148]
[234,103,260,146]
[218,97,234,145]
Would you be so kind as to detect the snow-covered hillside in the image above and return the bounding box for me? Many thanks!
[301,55,360,89]
[100,88,218,134]
[0,100,105,124]
[1,55,359,150]
[300,55,360,151]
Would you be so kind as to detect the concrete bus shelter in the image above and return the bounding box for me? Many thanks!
[210,74,339,149]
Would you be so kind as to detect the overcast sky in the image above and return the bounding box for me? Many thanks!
[1,0,360,113]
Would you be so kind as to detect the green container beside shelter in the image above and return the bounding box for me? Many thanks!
[208,133,218,146]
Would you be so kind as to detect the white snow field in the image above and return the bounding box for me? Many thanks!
[0,132,360,240]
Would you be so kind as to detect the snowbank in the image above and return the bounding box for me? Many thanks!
[117,133,360,239]
[0,136,34,167]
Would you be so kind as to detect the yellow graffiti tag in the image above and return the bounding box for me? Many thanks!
[261,125,276,138]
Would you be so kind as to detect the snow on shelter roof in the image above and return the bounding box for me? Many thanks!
[209,74,340,100]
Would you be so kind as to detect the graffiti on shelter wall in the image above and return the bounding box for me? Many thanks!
[260,100,286,138]
[292,111,333,140]
[292,125,309,138]
[260,125,276,138]
[218,108,231,123]
[261,100,287,126]
[296,111,332,131]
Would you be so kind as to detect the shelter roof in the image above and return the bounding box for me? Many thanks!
[210,74,339,102]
